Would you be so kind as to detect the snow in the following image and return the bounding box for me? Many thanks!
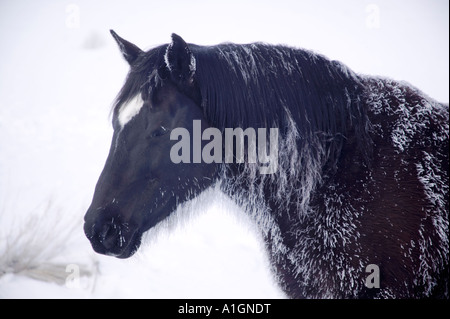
[0,0,448,298]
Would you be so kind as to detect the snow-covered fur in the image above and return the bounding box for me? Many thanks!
[220,75,449,298]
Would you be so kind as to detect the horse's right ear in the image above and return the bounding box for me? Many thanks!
[164,33,196,86]
[110,30,143,65]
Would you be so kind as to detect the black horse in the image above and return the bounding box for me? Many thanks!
[84,30,449,298]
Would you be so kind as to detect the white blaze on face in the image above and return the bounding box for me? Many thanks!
[118,94,144,128]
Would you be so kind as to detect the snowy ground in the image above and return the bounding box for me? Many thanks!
[0,0,448,298]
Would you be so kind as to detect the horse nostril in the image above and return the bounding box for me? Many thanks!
[99,221,119,250]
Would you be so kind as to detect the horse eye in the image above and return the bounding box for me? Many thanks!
[150,125,168,138]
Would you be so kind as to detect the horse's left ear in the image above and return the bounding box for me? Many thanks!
[164,33,196,85]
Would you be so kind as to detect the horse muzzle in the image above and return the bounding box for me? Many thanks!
[84,207,142,259]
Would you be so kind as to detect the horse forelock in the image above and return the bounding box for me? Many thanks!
[111,44,167,121]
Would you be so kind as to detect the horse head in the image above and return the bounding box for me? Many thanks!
[83,31,217,258]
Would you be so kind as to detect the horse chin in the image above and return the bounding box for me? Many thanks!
[114,230,142,259]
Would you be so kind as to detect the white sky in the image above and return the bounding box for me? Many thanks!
[1,0,447,101]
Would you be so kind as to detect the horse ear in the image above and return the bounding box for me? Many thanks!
[110,30,143,65]
[164,33,196,85]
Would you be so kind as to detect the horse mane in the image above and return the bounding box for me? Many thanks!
[191,43,372,170]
